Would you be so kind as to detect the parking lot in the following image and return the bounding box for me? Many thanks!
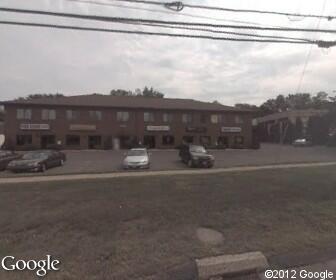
[1,143,336,177]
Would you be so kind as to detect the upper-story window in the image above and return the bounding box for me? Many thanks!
[182,113,193,123]
[66,110,80,120]
[210,114,222,124]
[234,115,244,124]
[144,112,155,122]
[89,110,102,121]
[117,111,129,122]
[200,114,207,124]
[163,113,173,123]
[41,109,56,120]
[16,109,32,120]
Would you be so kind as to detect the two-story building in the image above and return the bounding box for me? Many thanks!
[1,94,254,150]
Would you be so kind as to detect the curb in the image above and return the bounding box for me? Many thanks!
[196,252,269,280]
[0,161,336,185]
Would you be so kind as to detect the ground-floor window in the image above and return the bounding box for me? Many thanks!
[182,136,193,144]
[162,135,175,145]
[66,135,80,146]
[144,135,156,149]
[234,136,244,145]
[16,135,32,146]
[200,136,211,146]
[119,136,138,149]
[88,135,102,149]
[41,135,56,149]
[217,136,229,148]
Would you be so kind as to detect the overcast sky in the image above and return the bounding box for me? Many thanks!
[1,0,336,105]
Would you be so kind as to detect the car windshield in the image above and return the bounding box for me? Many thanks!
[190,146,207,153]
[127,150,147,157]
[22,152,49,160]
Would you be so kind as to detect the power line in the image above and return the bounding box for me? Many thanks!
[296,0,328,93]
[66,0,285,28]
[0,20,321,45]
[126,21,312,43]
[1,7,336,35]
[109,0,336,21]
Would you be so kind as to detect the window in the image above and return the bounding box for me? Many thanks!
[200,136,211,146]
[16,135,32,146]
[234,136,244,145]
[89,111,102,121]
[163,113,173,123]
[182,136,194,144]
[162,135,175,145]
[144,112,155,122]
[66,110,80,120]
[66,135,80,146]
[200,114,207,124]
[211,114,222,124]
[117,111,129,122]
[234,115,244,124]
[182,113,193,123]
[16,109,32,120]
[42,109,56,120]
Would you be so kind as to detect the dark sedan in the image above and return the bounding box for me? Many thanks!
[179,144,215,168]
[0,151,21,171]
[7,150,66,173]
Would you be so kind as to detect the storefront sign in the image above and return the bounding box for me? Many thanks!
[221,127,242,133]
[186,126,207,133]
[20,124,50,130]
[70,124,96,131]
[146,126,170,131]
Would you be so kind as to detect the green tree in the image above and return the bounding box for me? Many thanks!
[141,86,164,98]
[15,93,64,101]
[110,89,134,96]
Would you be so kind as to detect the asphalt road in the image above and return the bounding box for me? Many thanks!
[1,143,336,177]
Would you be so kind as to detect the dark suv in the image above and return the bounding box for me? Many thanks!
[179,144,215,168]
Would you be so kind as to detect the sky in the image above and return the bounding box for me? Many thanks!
[1,0,336,106]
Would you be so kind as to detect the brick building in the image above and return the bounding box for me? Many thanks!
[1,94,254,150]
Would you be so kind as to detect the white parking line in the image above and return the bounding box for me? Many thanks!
[0,161,336,185]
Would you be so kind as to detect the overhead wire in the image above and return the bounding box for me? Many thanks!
[108,0,336,21]
[1,7,336,35]
[125,21,312,42]
[66,0,286,28]
[296,0,328,93]
[0,20,320,45]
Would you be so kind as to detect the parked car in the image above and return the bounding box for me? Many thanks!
[293,138,312,147]
[7,150,66,173]
[123,148,150,169]
[179,144,215,168]
[0,151,21,171]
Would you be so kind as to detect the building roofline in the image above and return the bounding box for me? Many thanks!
[0,95,255,113]
[256,109,328,123]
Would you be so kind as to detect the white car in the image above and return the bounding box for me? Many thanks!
[123,148,150,169]
[293,138,312,147]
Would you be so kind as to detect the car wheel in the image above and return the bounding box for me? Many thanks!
[40,164,47,172]
[187,159,194,168]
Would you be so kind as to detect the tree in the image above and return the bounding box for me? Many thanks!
[141,86,164,98]
[110,86,164,98]
[235,103,258,110]
[110,89,134,97]
[286,93,312,109]
[15,93,64,101]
